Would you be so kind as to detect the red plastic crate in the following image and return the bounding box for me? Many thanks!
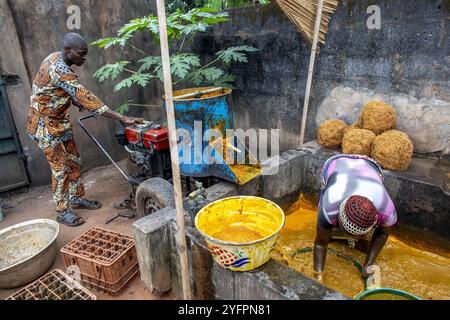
[5,269,96,300]
[79,263,140,296]
[60,227,138,287]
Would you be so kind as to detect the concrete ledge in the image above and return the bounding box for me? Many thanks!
[185,226,349,300]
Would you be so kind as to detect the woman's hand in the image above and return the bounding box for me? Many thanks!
[122,116,145,126]
[361,265,376,279]
[362,264,381,290]
[314,271,324,283]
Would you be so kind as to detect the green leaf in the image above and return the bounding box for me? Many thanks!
[180,8,229,25]
[116,100,131,114]
[213,73,236,88]
[181,22,208,35]
[115,77,134,92]
[92,8,252,93]
[194,9,229,25]
[92,8,230,52]
[170,54,201,79]
[114,72,156,92]
[91,34,131,49]
[216,45,258,64]
[93,61,129,82]
[180,54,201,67]
[118,15,159,39]
[132,72,156,87]
[189,71,204,86]
[200,67,225,82]
[187,68,226,86]
[138,56,162,72]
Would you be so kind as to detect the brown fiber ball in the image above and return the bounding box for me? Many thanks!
[358,101,397,135]
[342,129,376,156]
[371,130,414,171]
[318,119,349,148]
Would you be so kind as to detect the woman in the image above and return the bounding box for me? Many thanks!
[313,154,397,280]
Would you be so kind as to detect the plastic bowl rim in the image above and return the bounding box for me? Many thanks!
[354,288,423,300]
[194,196,286,247]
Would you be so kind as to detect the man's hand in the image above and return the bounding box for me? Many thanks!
[122,116,145,126]
[101,109,146,125]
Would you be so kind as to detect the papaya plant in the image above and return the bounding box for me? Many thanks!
[92,7,258,114]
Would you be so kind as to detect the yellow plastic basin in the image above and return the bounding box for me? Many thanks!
[195,196,285,271]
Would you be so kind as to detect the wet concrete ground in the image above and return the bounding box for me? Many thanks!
[0,161,174,301]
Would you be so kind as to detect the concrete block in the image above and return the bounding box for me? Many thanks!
[132,207,176,294]
[260,150,304,209]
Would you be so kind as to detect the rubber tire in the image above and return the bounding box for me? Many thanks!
[136,177,175,217]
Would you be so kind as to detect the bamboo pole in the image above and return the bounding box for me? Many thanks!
[298,0,324,146]
[155,0,192,300]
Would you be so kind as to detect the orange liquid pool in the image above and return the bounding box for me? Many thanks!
[212,225,266,243]
[271,194,450,300]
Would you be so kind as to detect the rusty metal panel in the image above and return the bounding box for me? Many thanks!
[0,78,29,192]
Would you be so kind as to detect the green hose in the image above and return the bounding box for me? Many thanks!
[292,246,422,300]
[292,246,363,272]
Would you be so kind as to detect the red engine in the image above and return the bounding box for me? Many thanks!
[125,126,170,151]
[116,122,171,179]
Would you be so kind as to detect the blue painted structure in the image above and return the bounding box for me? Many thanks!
[165,87,261,185]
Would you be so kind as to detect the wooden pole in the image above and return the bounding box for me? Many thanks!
[155,0,192,300]
[299,0,325,146]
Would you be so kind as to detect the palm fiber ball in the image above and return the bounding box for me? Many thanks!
[371,130,414,171]
[318,119,349,148]
[358,101,397,135]
[342,129,376,156]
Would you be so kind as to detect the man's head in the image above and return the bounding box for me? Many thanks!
[62,33,88,66]
[338,195,378,237]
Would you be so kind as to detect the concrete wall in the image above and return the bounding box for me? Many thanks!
[191,1,450,155]
[2,0,449,186]
[0,0,40,184]
[0,0,163,186]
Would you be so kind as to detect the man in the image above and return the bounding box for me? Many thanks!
[26,33,143,227]
[313,154,397,280]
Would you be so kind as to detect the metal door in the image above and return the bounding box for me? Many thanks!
[0,78,29,192]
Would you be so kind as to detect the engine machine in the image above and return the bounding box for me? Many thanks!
[116,121,172,180]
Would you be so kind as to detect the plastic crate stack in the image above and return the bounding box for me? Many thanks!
[6,269,96,300]
[60,227,139,296]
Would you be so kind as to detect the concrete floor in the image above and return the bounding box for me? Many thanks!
[0,161,174,301]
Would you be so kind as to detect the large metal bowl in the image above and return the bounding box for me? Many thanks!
[0,219,59,289]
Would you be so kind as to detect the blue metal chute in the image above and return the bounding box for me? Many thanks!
[165,87,262,185]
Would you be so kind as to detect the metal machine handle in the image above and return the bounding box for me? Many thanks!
[77,114,140,186]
